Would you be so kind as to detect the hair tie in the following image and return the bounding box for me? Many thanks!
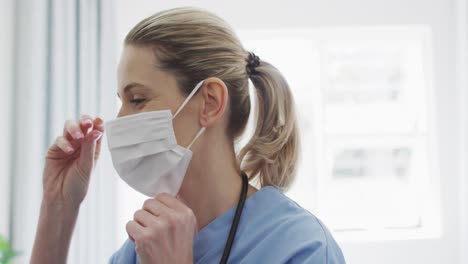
[246,52,260,77]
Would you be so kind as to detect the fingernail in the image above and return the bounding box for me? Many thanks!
[66,147,74,153]
[82,119,92,126]
[74,132,84,139]
[95,117,103,125]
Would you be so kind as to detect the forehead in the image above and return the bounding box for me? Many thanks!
[118,45,156,81]
[117,45,175,94]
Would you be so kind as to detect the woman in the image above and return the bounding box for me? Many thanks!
[31,7,345,264]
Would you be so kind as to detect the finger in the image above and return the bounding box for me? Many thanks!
[63,119,84,141]
[142,198,172,217]
[126,220,144,242]
[133,209,156,227]
[156,193,187,212]
[93,117,104,133]
[93,118,105,158]
[79,114,94,135]
[55,136,75,154]
[78,130,103,170]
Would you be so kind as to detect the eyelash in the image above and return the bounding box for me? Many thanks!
[129,98,146,105]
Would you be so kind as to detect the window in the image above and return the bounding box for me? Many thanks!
[238,27,441,241]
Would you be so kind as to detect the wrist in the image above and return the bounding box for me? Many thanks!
[38,199,79,242]
[40,197,80,221]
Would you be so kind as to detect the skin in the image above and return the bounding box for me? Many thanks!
[31,45,257,264]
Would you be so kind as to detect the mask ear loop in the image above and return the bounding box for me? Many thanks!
[173,80,205,118]
[172,79,206,149]
[187,127,206,149]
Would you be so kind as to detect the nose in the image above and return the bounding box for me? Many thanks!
[117,108,126,118]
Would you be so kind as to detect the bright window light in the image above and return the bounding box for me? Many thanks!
[238,27,441,242]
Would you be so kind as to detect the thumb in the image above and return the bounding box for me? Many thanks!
[78,130,103,170]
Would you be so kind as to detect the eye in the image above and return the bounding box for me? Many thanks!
[128,93,146,105]
[129,98,146,105]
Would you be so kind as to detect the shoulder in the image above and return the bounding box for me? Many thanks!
[109,239,138,264]
[240,186,346,264]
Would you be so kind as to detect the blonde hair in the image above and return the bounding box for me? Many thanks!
[125,7,300,190]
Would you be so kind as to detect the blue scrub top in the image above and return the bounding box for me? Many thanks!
[110,186,346,263]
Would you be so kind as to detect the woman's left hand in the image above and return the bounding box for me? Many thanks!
[127,193,198,264]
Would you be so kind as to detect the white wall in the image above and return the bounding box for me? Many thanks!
[115,1,463,263]
[455,0,468,263]
[0,0,14,237]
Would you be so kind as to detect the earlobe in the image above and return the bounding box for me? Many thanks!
[199,77,228,128]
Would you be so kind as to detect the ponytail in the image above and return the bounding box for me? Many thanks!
[238,59,300,191]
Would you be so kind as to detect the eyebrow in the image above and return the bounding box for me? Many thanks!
[117,82,151,98]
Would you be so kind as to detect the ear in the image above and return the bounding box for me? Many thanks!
[199,77,229,128]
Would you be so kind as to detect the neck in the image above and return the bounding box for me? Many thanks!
[177,134,256,230]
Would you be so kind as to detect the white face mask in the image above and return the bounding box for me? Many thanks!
[106,80,206,197]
